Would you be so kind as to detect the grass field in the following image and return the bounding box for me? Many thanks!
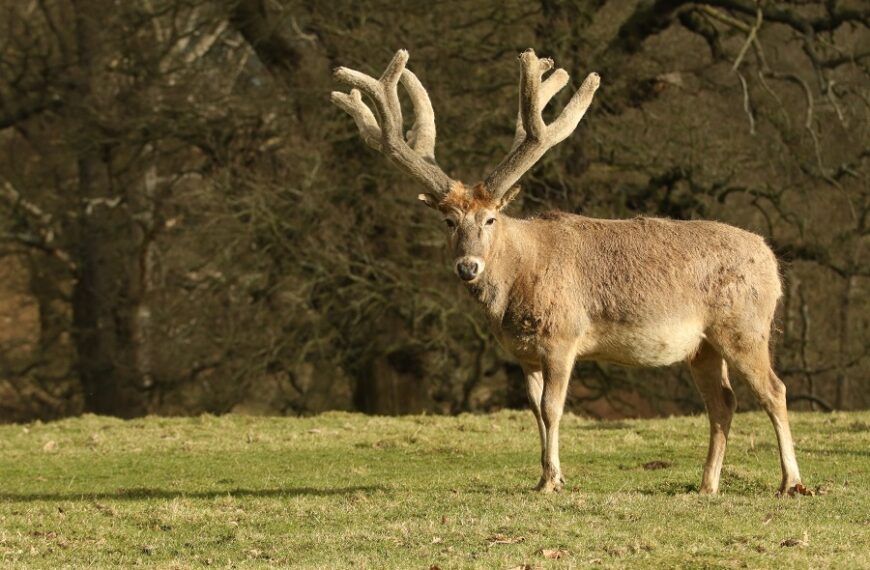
[0,410,867,568]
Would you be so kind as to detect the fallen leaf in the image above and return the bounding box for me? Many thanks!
[780,531,809,548]
[488,533,525,546]
[642,460,671,470]
[540,548,568,559]
[429,565,441,570]
[42,440,57,453]
[762,513,774,525]
[787,483,814,497]
[432,536,443,544]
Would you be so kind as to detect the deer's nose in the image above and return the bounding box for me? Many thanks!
[455,258,483,282]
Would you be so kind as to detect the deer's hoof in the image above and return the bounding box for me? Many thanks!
[534,474,565,493]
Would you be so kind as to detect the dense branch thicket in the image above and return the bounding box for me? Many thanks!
[0,0,866,421]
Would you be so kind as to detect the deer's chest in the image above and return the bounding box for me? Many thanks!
[468,275,585,361]
[492,299,585,362]
[494,311,544,360]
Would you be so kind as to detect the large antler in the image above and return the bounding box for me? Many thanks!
[330,50,455,197]
[484,49,600,199]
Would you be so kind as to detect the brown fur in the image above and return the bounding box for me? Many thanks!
[439,183,499,212]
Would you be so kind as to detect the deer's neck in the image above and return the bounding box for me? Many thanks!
[463,216,534,320]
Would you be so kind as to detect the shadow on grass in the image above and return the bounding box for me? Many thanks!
[0,485,388,503]
[576,421,632,431]
[636,481,699,495]
[800,446,870,458]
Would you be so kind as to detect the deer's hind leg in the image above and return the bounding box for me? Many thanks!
[688,340,736,495]
[711,327,802,495]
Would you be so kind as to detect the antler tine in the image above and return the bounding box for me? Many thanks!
[509,65,570,153]
[331,50,455,196]
[400,69,436,162]
[330,89,382,151]
[520,53,553,140]
[485,49,600,200]
[376,49,407,140]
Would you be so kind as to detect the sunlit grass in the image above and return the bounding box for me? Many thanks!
[0,410,867,568]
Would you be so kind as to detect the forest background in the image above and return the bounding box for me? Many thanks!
[0,0,866,421]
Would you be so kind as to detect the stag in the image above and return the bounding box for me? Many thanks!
[331,49,802,495]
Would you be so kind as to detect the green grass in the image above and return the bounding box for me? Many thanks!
[0,411,868,568]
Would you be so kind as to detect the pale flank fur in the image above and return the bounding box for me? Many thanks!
[332,49,802,495]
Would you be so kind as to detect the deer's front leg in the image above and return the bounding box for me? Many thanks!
[538,349,574,493]
[522,368,547,489]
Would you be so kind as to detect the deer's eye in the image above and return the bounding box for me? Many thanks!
[485,217,496,225]
[444,219,456,229]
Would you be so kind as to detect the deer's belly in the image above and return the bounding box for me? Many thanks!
[582,318,705,368]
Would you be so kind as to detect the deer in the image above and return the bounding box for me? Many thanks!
[330,48,803,496]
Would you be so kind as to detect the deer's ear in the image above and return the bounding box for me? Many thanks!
[417,193,440,209]
[497,186,521,210]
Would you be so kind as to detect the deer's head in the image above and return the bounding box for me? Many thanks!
[417,183,515,282]
[331,49,599,283]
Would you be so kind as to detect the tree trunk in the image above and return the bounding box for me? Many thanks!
[229,0,301,90]
[835,275,853,410]
[71,155,146,417]
[70,0,146,417]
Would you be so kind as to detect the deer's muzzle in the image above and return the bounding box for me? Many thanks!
[455,257,484,282]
